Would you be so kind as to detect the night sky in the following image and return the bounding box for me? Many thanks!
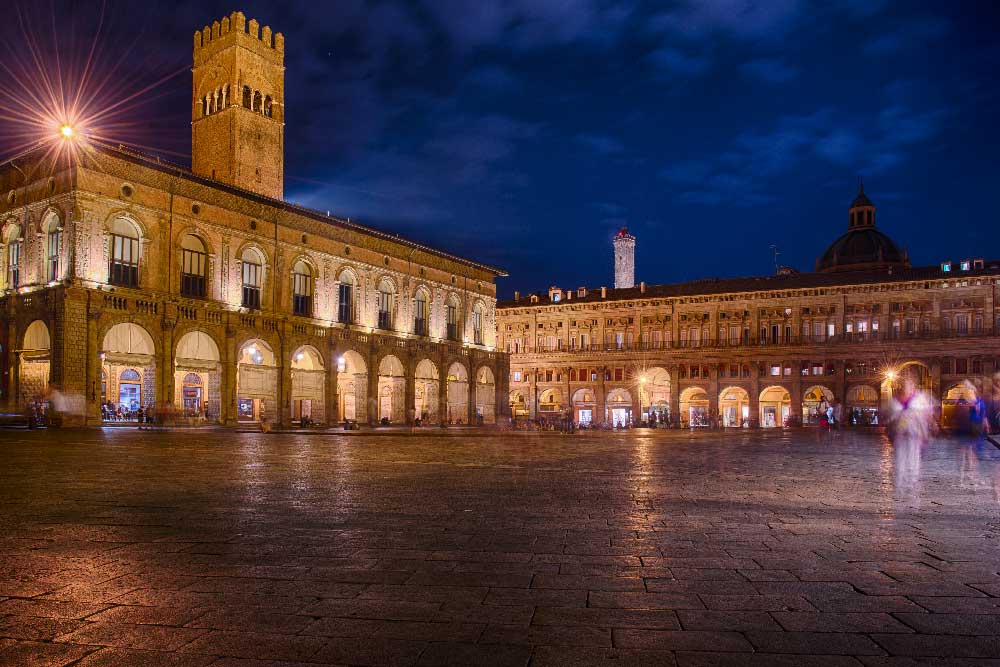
[2,1,998,296]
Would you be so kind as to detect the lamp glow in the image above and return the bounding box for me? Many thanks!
[59,124,75,139]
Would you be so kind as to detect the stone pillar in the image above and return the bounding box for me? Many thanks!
[367,346,378,426]
[563,366,572,423]
[596,366,607,426]
[404,357,415,425]
[708,365,720,423]
[438,350,448,424]
[790,369,802,423]
[160,316,176,412]
[668,365,680,425]
[529,366,538,420]
[222,326,237,425]
[467,372,476,424]
[496,358,510,420]
[278,328,289,427]
[750,373,761,427]
[325,341,339,425]
[53,288,90,426]
[86,310,101,424]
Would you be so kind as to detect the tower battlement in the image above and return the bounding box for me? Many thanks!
[193,12,284,65]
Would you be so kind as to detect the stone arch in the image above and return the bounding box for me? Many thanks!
[376,354,406,424]
[759,385,791,428]
[414,358,439,423]
[572,387,597,425]
[719,386,750,428]
[22,320,51,351]
[509,390,528,418]
[801,385,835,425]
[263,95,273,118]
[336,349,367,422]
[101,322,157,418]
[290,344,325,424]
[846,383,880,426]
[446,361,469,423]
[173,329,222,422]
[41,210,63,281]
[236,338,277,422]
[18,320,51,406]
[639,366,670,421]
[106,215,143,288]
[606,387,633,427]
[471,299,487,345]
[253,90,262,112]
[679,386,709,427]
[445,292,462,341]
[538,387,564,416]
[941,380,979,431]
[475,366,496,424]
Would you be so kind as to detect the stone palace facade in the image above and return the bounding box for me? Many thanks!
[0,11,508,427]
[498,187,998,429]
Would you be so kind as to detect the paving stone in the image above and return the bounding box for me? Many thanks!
[870,634,1000,658]
[0,640,95,667]
[57,621,209,651]
[747,630,886,655]
[530,646,678,666]
[892,613,1000,636]
[532,606,680,629]
[613,628,753,652]
[773,611,914,633]
[71,647,217,666]
[178,631,327,661]
[588,591,704,609]
[677,610,783,631]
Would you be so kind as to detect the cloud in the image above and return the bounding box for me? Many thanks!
[647,47,710,76]
[576,133,625,155]
[739,57,798,84]
[649,0,803,41]
[866,16,949,53]
[467,65,522,93]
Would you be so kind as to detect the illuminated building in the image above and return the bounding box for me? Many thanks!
[0,11,508,427]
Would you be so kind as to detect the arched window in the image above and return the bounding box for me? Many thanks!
[202,95,209,117]
[446,295,460,342]
[180,234,207,298]
[109,218,140,287]
[472,302,484,345]
[253,91,262,113]
[242,86,251,108]
[5,224,21,289]
[377,278,395,331]
[44,213,62,282]
[337,270,354,324]
[240,248,263,309]
[291,260,312,316]
[263,96,273,118]
[414,289,429,336]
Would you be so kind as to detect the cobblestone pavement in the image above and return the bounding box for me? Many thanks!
[1,428,999,666]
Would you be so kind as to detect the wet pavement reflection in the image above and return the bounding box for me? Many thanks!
[0,428,999,665]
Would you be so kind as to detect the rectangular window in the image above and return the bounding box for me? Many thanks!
[47,231,61,282]
[181,248,207,298]
[473,309,483,345]
[414,298,427,336]
[956,358,968,374]
[614,368,623,381]
[109,234,139,287]
[770,365,780,376]
[241,260,261,309]
[377,291,394,330]
[446,303,459,341]
[513,370,521,382]
[7,241,21,288]
[956,314,969,334]
[292,271,312,316]
[827,322,835,337]
[338,283,353,323]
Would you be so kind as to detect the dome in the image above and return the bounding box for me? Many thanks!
[816,227,907,273]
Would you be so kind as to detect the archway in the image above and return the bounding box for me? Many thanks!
[538,387,564,419]
[719,386,750,428]
[941,381,978,431]
[571,387,596,426]
[606,388,632,427]
[475,366,496,424]
[639,366,670,424]
[509,390,528,419]
[846,384,880,426]
[174,330,221,422]
[679,387,709,427]
[759,386,791,428]
[236,339,276,422]
[377,354,406,423]
[414,359,439,424]
[336,350,367,423]
[801,385,835,425]
[19,320,51,408]
[445,362,469,423]
[291,345,325,424]
[101,322,156,421]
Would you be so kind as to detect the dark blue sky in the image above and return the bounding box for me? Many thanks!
[4,1,998,296]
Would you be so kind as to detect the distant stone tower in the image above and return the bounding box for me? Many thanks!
[613,227,635,289]
[191,12,285,199]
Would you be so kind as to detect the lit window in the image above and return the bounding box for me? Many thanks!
[941,262,952,272]
[960,260,971,271]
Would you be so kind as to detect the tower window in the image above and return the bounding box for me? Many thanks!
[252,91,262,113]
[263,96,273,118]
[242,86,251,109]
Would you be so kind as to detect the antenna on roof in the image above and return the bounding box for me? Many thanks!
[770,244,780,275]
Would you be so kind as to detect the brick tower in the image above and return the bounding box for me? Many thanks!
[613,227,635,289]
[191,12,284,200]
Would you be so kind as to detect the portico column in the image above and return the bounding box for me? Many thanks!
[750,371,760,427]
[326,341,338,426]
[467,369,476,424]
[529,366,538,420]
[367,346,378,426]
[668,365,680,425]
[160,317,175,411]
[86,311,101,424]
[563,366,572,423]
[222,325,237,426]
[404,357,416,425]
[708,364,720,424]
[596,366,607,425]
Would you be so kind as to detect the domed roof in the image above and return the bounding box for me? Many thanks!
[817,227,906,273]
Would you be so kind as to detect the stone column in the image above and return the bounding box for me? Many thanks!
[668,365,680,425]
[404,357,416,425]
[563,366,572,422]
[325,340,339,426]
[750,372,761,427]
[160,315,176,412]
[222,325,237,426]
[367,345,378,426]
[708,364,720,424]
[86,310,101,424]
[529,366,538,420]
[790,367,803,423]
[596,366,607,425]
[467,372,476,424]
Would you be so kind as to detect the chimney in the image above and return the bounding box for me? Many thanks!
[640,281,646,293]
[513,291,520,301]
[601,286,607,298]
[567,291,573,300]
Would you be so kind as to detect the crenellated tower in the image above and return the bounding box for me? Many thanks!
[613,226,635,289]
[191,11,285,199]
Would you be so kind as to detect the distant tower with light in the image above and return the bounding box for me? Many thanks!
[191,11,285,199]
[613,227,635,289]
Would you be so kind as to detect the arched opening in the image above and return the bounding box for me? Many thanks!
[941,381,979,431]
[801,385,835,425]
[472,301,485,345]
[43,212,62,282]
[180,234,208,298]
[263,95,273,118]
[376,278,395,331]
[719,386,750,428]
[445,362,469,424]
[236,339,276,423]
[240,247,264,309]
[252,90,262,113]
[414,359,439,424]
[336,350,367,423]
[446,294,461,341]
[846,384,880,426]
[509,390,528,419]
[538,387,564,417]
[4,223,22,289]
[759,386,791,428]
[291,260,313,317]
[19,320,51,408]
[242,86,251,108]
[174,330,221,422]
[475,366,496,424]
[376,354,405,424]
[606,388,633,427]
[413,288,429,336]
[291,345,324,424]
[108,218,140,288]
[101,322,156,422]
[638,366,670,425]
[571,387,596,426]
[337,270,356,324]
[679,387,709,427]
